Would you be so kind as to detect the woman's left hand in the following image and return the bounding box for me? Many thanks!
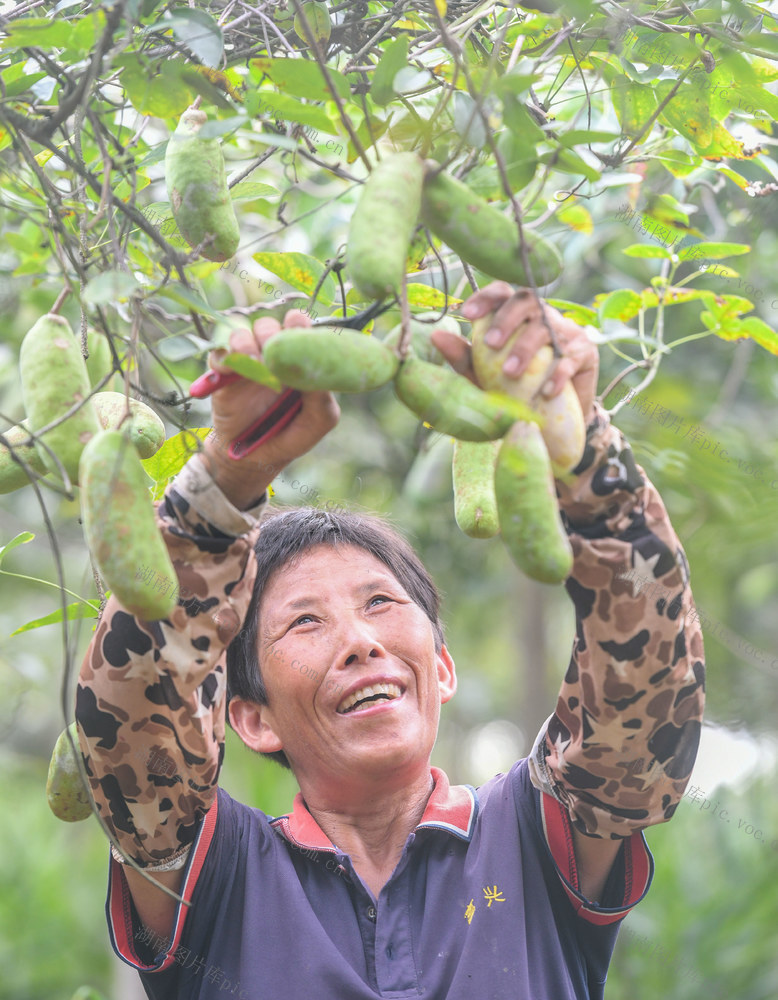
[431,281,600,425]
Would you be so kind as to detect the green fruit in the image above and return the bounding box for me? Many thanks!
[80,430,178,620]
[394,355,515,441]
[46,723,92,822]
[20,314,101,482]
[165,106,240,262]
[0,422,47,493]
[420,163,563,286]
[495,421,573,584]
[84,329,113,388]
[471,315,585,474]
[294,1,332,44]
[263,327,398,392]
[92,392,166,459]
[452,439,500,538]
[382,312,460,364]
[348,152,425,300]
[274,2,296,31]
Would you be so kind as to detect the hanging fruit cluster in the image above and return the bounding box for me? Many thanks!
[31,143,579,824]
[4,314,171,618]
[252,151,582,585]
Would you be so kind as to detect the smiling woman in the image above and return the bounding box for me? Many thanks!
[226,505,446,770]
[73,290,705,1000]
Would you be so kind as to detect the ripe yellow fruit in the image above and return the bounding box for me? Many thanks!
[471,315,585,475]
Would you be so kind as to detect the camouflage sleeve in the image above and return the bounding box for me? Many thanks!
[528,401,706,839]
[75,454,265,867]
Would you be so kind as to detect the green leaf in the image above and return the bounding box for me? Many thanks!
[255,92,335,134]
[0,17,73,51]
[717,166,750,191]
[639,287,711,309]
[654,148,701,178]
[370,35,409,106]
[734,316,778,355]
[501,97,544,144]
[197,115,248,139]
[0,62,47,98]
[220,353,283,391]
[599,289,644,321]
[678,242,751,262]
[83,270,141,305]
[493,72,539,101]
[406,284,462,310]
[496,130,537,193]
[623,244,672,259]
[655,80,713,148]
[545,300,599,326]
[611,77,657,138]
[157,334,210,361]
[229,181,278,201]
[393,66,433,94]
[119,58,194,118]
[114,174,151,203]
[453,92,487,148]
[153,284,220,318]
[539,148,600,182]
[252,251,337,305]
[0,532,34,567]
[141,428,211,499]
[560,129,621,147]
[251,57,349,102]
[154,9,224,68]
[10,599,101,637]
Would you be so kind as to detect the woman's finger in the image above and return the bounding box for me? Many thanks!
[282,308,313,329]
[460,280,517,319]
[430,329,475,380]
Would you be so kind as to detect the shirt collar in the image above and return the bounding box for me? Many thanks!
[270,767,479,852]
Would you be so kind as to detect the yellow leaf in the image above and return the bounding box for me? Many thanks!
[434,0,447,15]
[656,81,714,146]
[698,122,758,160]
[612,78,657,139]
[556,201,593,234]
[195,66,243,103]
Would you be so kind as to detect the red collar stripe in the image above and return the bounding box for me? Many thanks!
[270,767,478,851]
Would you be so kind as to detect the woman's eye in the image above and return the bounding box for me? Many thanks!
[292,614,315,627]
[369,595,391,607]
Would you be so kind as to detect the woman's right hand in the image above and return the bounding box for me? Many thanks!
[201,309,340,509]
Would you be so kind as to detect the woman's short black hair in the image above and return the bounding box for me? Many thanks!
[226,506,446,770]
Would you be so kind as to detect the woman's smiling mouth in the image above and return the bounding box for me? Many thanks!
[337,682,404,715]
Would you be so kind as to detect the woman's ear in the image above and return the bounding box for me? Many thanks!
[228,698,284,756]
[436,645,457,704]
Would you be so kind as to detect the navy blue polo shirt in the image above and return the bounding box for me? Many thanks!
[107,758,652,999]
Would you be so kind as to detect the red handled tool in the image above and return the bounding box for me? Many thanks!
[189,299,395,460]
[189,369,302,460]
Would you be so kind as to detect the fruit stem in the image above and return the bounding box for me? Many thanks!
[50,286,71,316]
[398,270,412,359]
